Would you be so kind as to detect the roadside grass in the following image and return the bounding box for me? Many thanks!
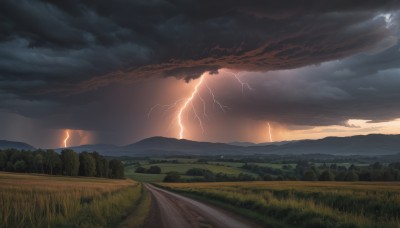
[160,181,400,228]
[0,172,141,228]
[119,184,152,227]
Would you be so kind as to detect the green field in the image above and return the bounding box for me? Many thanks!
[125,162,258,182]
[161,181,400,227]
[125,165,166,182]
[140,163,256,175]
[0,172,145,228]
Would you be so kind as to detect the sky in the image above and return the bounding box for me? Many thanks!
[0,0,400,148]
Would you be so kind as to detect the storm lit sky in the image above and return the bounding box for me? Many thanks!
[0,1,400,148]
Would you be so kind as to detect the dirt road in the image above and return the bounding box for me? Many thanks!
[144,183,261,228]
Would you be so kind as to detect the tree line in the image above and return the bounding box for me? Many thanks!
[0,149,124,179]
[241,161,400,181]
[163,168,257,182]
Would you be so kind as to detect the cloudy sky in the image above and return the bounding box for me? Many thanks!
[0,0,399,148]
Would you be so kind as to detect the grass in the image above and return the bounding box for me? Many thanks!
[0,172,142,228]
[140,163,256,176]
[160,181,400,227]
[126,172,166,182]
[208,162,292,169]
[119,184,152,227]
[125,162,258,182]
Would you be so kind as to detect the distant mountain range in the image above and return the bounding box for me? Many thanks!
[2,134,400,157]
[65,134,400,157]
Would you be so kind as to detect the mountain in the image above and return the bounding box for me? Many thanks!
[229,140,297,147]
[125,136,243,156]
[67,134,400,157]
[247,134,400,155]
[4,134,399,157]
[0,140,35,150]
[228,141,257,147]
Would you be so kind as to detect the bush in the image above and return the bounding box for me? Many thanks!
[135,167,146,173]
[186,168,212,176]
[163,172,181,182]
[147,166,161,174]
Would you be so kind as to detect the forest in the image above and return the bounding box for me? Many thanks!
[0,149,124,179]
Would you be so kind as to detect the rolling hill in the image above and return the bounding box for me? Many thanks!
[66,134,400,157]
[0,140,35,150]
[3,134,400,157]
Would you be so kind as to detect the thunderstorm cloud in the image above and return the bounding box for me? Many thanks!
[0,0,399,147]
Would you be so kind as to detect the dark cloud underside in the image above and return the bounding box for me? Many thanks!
[0,0,398,93]
[0,0,399,147]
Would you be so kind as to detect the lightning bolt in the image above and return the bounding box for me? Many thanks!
[148,71,254,140]
[205,83,228,112]
[267,122,273,142]
[178,75,205,139]
[63,130,70,148]
[232,72,253,95]
[147,98,185,118]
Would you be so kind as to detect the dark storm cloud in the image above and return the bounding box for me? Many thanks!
[0,0,399,94]
[213,44,400,128]
[0,0,400,146]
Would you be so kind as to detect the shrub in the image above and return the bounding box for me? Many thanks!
[147,166,161,174]
[135,167,146,173]
[163,172,181,182]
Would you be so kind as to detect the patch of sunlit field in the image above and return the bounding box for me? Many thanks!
[161,181,400,227]
[0,172,141,228]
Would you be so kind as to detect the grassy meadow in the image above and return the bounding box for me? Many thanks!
[0,172,144,228]
[125,162,257,182]
[161,181,400,227]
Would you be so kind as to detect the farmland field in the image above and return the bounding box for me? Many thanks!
[161,181,400,227]
[140,163,256,175]
[0,172,143,228]
[125,168,166,182]
[126,162,258,182]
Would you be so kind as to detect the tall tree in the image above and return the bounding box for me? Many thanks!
[303,170,318,181]
[109,159,124,179]
[79,152,96,177]
[44,150,62,175]
[61,149,79,176]
[33,153,44,173]
[0,151,7,170]
[90,152,108,177]
[319,170,335,181]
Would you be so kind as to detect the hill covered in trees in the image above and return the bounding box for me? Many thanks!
[0,140,35,150]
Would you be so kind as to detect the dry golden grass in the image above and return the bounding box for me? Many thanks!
[0,172,141,228]
[161,181,400,227]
